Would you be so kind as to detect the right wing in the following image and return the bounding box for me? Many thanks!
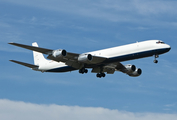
[91,62,126,74]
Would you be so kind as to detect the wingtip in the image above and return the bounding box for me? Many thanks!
[9,60,15,62]
[8,42,14,44]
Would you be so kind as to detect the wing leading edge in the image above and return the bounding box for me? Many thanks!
[9,42,53,54]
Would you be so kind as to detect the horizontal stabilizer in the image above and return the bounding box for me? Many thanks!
[10,60,39,68]
[9,42,53,54]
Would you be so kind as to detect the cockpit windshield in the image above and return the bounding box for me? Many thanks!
[156,41,165,44]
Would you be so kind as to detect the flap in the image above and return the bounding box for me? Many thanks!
[47,52,79,62]
[91,55,107,64]
[91,62,125,74]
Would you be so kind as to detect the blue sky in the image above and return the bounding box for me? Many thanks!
[0,0,177,119]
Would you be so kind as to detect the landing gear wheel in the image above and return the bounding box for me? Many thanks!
[154,60,158,63]
[155,55,159,58]
[96,73,106,78]
[153,54,159,64]
[96,73,101,78]
[84,69,88,73]
[79,68,88,74]
[101,73,106,77]
[79,69,84,74]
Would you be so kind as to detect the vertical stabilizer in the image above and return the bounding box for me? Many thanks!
[32,42,48,65]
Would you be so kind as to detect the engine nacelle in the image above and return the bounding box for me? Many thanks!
[128,68,142,77]
[122,64,136,73]
[52,49,67,58]
[78,54,93,63]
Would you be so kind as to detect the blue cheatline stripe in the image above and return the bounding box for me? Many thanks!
[46,66,77,72]
[46,48,170,73]
[104,48,170,63]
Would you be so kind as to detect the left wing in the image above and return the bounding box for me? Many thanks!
[10,60,39,69]
[9,42,80,61]
[9,42,53,54]
[9,42,107,69]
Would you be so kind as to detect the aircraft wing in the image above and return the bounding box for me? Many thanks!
[9,42,54,54]
[10,60,39,68]
[9,42,80,61]
[9,42,107,68]
[92,62,126,74]
[47,52,79,62]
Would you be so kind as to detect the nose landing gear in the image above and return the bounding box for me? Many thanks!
[154,54,159,63]
[154,60,158,63]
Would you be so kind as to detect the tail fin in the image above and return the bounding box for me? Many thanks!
[32,42,49,65]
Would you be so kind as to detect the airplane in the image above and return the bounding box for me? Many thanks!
[9,40,171,78]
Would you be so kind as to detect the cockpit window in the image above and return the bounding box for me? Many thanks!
[156,41,165,44]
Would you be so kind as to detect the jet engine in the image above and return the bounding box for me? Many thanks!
[128,68,142,77]
[119,64,142,77]
[121,64,136,73]
[78,54,93,63]
[52,49,67,58]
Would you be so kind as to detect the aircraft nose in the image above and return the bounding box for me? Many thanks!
[166,45,171,52]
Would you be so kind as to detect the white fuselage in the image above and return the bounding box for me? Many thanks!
[87,40,169,58]
[38,40,171,72]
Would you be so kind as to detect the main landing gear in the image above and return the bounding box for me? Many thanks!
[79,68,88,74]
[96,73,106,78]
[154,54,159,63]
[79,67,106,78]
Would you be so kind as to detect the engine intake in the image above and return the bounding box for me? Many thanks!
[122,64,136,73]
[128,68,142,77]
[118,64,142,77]
[52,49,67,58]
[78,54,93,63]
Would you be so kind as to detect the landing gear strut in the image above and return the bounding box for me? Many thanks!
[79,68,88,74]
[154,54,159,63]
[96,73,106,78]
